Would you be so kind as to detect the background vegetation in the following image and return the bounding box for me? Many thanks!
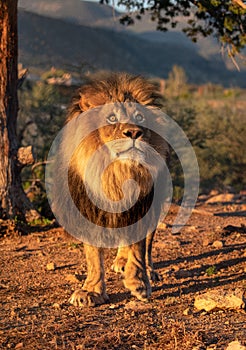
[17,66,246,215]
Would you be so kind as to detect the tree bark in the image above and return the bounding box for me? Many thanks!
[0,0,39,221]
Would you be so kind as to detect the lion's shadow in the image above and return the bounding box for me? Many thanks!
[152,242,246,299]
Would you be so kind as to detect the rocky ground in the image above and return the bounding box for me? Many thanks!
[0,199,246,350]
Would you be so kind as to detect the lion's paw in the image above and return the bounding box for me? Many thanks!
[124,278,151,301]
[111,257,127,274]
[69,290,109,307]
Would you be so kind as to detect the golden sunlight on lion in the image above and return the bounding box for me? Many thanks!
[55,73,170,306]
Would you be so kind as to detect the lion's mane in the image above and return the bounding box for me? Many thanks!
[52,73,169,247]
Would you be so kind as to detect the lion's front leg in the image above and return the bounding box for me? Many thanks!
[70,244,109,307]
[123,240,151,301]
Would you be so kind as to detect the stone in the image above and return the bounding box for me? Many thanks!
[194,288,245,312]
[226,341,246,350]
[183,307,192,316]
[212,240,223,249]
[158,222,167,230]
[46,262,56,271]
[202,238,210,247]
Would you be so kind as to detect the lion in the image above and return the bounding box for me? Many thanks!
[52,73,169,306]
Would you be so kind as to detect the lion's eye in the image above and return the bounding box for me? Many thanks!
[107,114,118,124]
[134,113,145,123]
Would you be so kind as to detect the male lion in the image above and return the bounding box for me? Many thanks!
[52,73,169,306]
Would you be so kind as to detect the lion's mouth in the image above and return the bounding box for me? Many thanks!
[116,146,144,160]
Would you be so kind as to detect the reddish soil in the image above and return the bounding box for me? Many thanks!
[0,202,246,350]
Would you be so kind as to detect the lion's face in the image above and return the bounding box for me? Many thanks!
[97,103,153,163]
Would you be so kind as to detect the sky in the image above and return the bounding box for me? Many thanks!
[81,0,126,12]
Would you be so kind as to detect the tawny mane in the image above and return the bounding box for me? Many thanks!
[52,73,168,244]
[67,73,162,122]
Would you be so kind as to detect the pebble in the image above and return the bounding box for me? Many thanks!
[46,262,56,271]
[226,341,246,350]
[194,288,245,312]
[212,240,223,249]
[202,238,210,247]
[158,222,167,230]
[183,307,191,316]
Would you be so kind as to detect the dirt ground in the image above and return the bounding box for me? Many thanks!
[0,200,246,350]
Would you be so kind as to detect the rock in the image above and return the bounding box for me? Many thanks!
[183,307,192,316]
[206,193,235,204]
[194,288,245,312]
[46,262,56,271]
[226,341,246,350]
[202,238,210,247]
[158,222,167,230]
[15,343,24,349]
[212,240,223,249]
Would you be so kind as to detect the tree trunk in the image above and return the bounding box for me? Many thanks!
[0,0,39,221]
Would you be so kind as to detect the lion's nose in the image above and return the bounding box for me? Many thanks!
[123,128,143,140]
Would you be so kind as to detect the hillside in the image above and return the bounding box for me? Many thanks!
[19,0,124,29]
[18,6,246,86]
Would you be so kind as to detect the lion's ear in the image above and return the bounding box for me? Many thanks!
[79,93,95,112]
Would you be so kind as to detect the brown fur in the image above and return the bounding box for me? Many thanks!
[54,73,169,306]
